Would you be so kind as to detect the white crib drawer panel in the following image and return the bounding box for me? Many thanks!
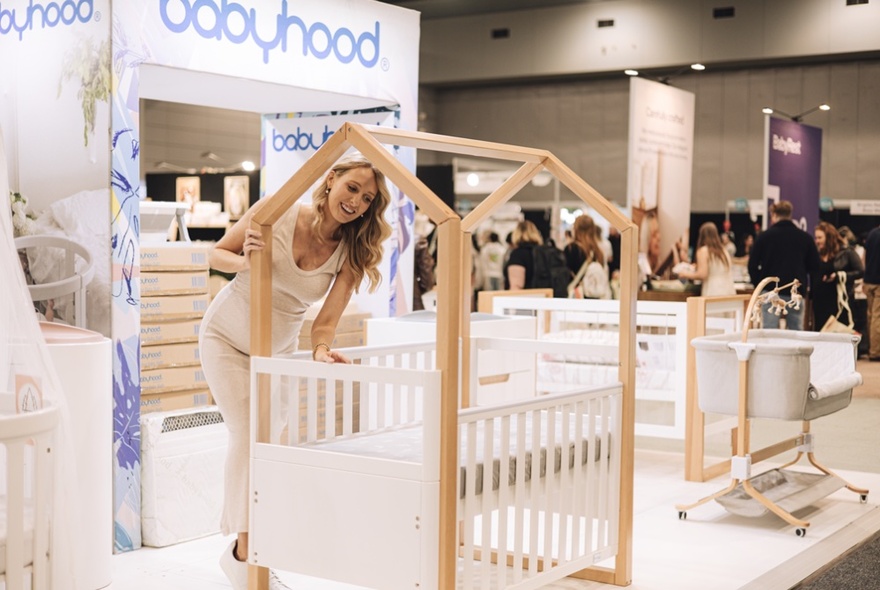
[251,458,438,590]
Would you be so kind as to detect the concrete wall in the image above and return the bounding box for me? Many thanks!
[419,59,880,211]
[419,0,880,85]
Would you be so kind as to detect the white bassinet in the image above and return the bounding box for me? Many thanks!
[15,235,95,329]
[678,328,868,534]
[693,329,862,421]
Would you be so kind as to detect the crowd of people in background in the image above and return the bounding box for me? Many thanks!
[411,202,880,357]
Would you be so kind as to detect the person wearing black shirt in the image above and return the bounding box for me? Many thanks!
[504,220,542,290]
[747,200,820,330]
[864,225,880,359]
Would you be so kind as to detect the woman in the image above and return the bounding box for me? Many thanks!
[480,231,507,291]
[812,221,863,331]
[504,220,543,289]
[564,214,610,298]
[199,154,391,590]
[676,222,736,296]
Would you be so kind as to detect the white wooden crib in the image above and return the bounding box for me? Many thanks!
[243,122,639,589]
[488,296,688,439]
[0,402,58,590]
[249,337,623,589]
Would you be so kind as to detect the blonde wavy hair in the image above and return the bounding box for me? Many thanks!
[310,154,392,292]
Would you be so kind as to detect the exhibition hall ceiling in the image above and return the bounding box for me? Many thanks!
[377,0,598,20]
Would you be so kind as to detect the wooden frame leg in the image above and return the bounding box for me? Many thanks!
[675,480,740,513]
[807,452,870,496]
[740,479,810,528]
[249,564,268,590]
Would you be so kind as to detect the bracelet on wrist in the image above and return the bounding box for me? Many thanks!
[312,342,331,360]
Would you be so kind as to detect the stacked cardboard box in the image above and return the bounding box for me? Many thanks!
[297,311,370,353]
[140,242,214,414]
[294,309,370,440]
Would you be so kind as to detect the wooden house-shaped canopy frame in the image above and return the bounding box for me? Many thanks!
[248,122,638,589]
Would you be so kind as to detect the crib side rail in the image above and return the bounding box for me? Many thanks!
[457,383,623,589]
[488,297,689,440]
[283,341,437,368]
[251,354,439,446]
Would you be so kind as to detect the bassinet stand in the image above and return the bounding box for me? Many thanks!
[675,276,868,536]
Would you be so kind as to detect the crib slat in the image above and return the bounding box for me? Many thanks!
[584,397,597,555]
[306,378,318,442]
[557,404,571,565]
[407,353,417,423]
[392,378,402,427]
[596,396,609,552]
[607,392,623,551]
[325,378,336,438]
[497,414,511,588]
[462,421,478,590]
[542,406,556,571]
[570,399,585,557]
[342,378,354,435]
[528,410,541,576]
[512,411,527,584]
[480,418,493,590]
[377,380,387,430]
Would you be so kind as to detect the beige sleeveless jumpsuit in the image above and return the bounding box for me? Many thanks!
[199,201,345,535]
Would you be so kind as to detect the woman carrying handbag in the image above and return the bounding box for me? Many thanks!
[813,221,863,332]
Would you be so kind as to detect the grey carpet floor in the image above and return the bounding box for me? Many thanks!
[787,358,880,589]
[793,528,880,589]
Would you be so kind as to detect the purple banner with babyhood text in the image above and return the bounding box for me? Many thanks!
[766,116,822,234]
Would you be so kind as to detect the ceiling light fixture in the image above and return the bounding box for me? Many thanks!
[624,69,639,77]
[762,104,831,123]
[658,63,708,85]
[155,161,197,174]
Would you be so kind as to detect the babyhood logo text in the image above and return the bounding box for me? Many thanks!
[0,0,94,40]
[159,0,381,66]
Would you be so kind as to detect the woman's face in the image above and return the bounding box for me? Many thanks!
[814,229,826,250]
[326,167,378,225]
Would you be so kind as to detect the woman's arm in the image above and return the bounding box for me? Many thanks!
[679,247,709,280]
[507,265,526,290]
[310,262,358,364]
[835,249,865,283]
[207,198,270,273]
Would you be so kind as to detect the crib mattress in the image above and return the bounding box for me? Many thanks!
[304,412,605,498]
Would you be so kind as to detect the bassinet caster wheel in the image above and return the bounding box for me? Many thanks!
[678,511,687,520]
[795,528,807,537]
[860,494,868,504]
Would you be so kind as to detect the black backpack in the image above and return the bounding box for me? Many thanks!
[530,244,570,298]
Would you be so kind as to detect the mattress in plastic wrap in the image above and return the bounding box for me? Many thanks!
[141,406,228,547]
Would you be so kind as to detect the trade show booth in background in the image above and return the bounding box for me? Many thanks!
[0,0,420,554]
